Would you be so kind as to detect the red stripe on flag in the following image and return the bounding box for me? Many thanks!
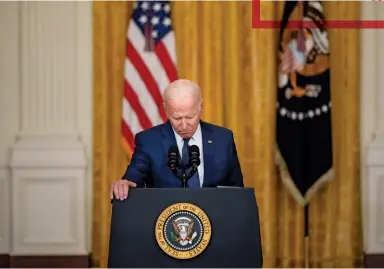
[124,80,152,130]
[122,121,135,152]
[126,40,167,121]
[155,42,178,83]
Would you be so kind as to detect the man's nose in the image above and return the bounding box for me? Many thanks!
[181,119,187,129]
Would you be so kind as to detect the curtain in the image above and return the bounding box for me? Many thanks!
[92,1,362,267]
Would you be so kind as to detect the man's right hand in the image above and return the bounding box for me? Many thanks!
[110,179,137,201]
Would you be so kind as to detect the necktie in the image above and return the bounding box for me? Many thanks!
[182,138,200,188]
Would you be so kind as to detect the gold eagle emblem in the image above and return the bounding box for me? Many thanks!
[279,1,329,99]
[155,203,212,259]
[172,219,195,242]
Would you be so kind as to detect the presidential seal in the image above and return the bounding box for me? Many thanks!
[155,203,211,259]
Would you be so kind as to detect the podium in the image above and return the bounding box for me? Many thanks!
[108,187,263,268]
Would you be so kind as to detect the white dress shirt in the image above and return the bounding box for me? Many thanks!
[172,124,204,187]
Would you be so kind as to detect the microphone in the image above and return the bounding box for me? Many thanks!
[167,145,180,171]
[167,145,186,187]
[188,145,200,169]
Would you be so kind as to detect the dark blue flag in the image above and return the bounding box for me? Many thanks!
[276,0,334,205]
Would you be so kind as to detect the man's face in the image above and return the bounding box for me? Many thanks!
[165,97,202,139]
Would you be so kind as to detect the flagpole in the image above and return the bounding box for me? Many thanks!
[304,204,309,268]
[300,1,309,267]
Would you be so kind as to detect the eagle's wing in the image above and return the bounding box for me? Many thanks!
[172,222,180,235]
[187,220,194,237]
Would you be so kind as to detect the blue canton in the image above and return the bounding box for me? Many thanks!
[132,1,173,45]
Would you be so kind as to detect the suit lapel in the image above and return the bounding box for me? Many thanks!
[160,121,182,186]
[201,121,214,187]
[161,121,177,156]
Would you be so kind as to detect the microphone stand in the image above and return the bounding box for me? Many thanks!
[182,168,187,188]
[169,165,187,188]
[169,162,198,188]
[174,165,197,188]
[184,166,199,188]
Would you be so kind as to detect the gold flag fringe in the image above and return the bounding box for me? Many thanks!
[275,146,334,206]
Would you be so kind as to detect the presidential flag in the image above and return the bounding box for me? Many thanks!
[122,1,178,156]
[276,0,334,205]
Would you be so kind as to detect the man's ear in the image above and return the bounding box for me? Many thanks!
[163,102,168,114]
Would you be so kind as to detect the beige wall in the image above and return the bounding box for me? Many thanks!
[0,1,19,254]
[0,1,92,255]
[360,1,384,254]
[0,0,383,256]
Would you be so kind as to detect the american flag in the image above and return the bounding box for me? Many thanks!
[122,1,178,155]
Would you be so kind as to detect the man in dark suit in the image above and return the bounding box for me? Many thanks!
[111,79,243,200]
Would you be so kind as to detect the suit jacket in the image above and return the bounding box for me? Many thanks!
[122,120,244,188]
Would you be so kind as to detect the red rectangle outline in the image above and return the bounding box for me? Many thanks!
[252,0,384,29]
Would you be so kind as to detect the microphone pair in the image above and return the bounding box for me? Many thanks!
[167,145,200,171]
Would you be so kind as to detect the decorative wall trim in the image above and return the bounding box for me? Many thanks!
[0,254,90,268]
[0,254,9,268]
[10,167,87,255]
[18,2,78,137]
[9,1,91,256]
[365,253,384,268]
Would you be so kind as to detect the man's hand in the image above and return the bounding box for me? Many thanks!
[110,179,137,200]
